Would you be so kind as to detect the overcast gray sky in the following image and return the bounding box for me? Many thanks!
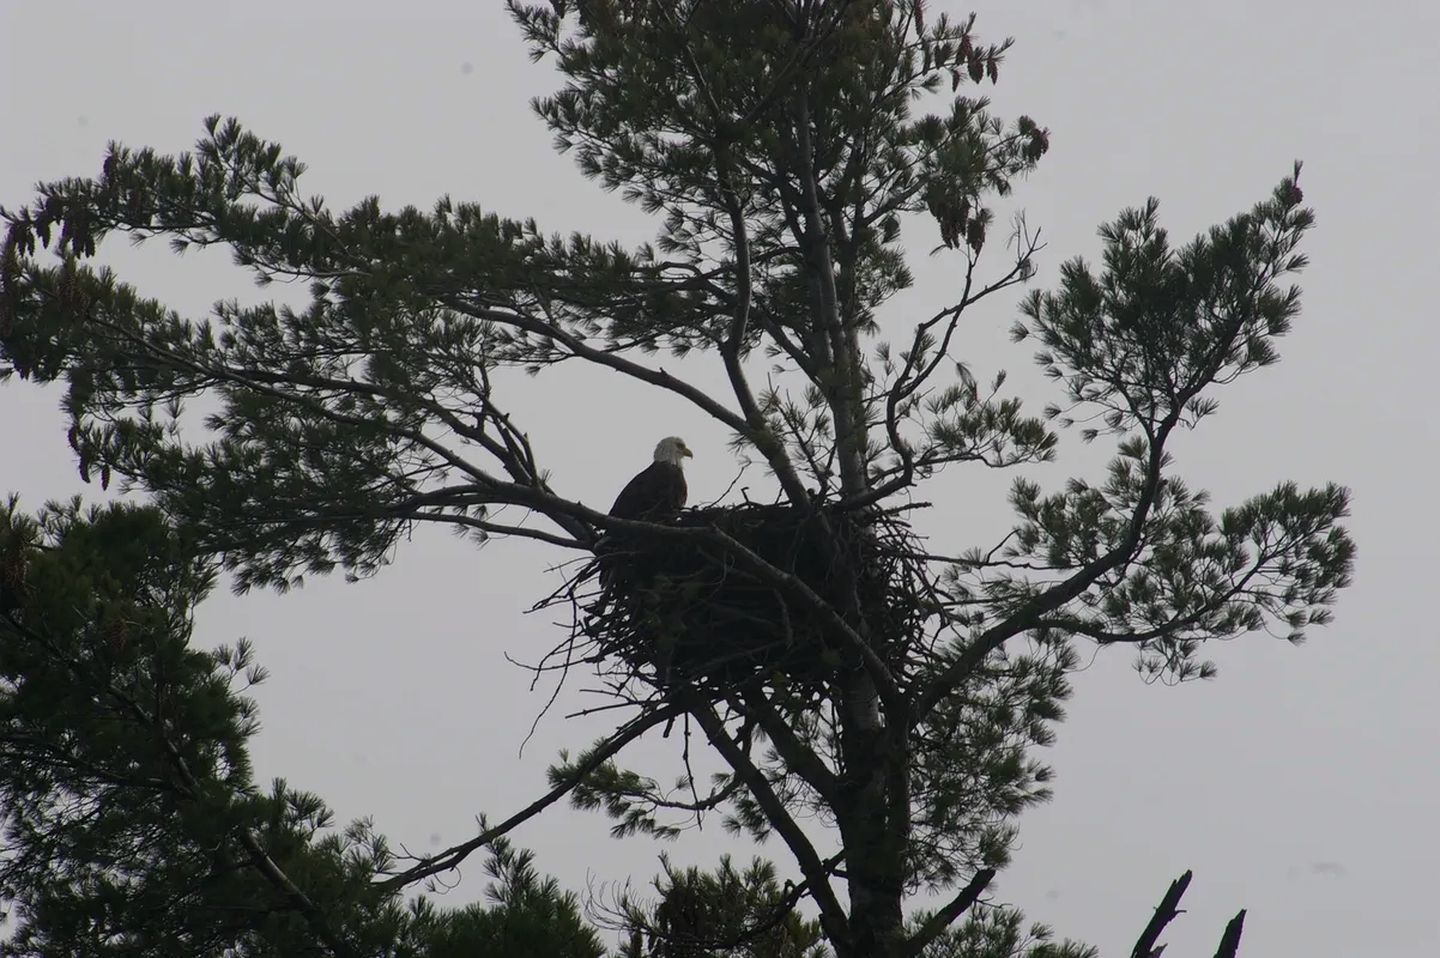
[3,1,1437,955]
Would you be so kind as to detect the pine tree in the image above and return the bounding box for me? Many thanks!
[1,2,1353,956]
[0,499,605,957]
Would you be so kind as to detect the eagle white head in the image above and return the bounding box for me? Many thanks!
[653,436,693,466]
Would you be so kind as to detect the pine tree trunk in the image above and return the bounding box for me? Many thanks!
[836,669,908,958]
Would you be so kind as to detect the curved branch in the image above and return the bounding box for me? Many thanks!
[449,298,755,438]
[915,420,1176,721]
[376,702,681,892]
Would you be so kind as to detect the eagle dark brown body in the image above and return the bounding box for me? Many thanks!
[608,436,692,520]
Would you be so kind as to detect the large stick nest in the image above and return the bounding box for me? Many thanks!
[570,503,929,697]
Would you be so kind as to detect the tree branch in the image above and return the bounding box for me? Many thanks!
[376,702,681,891]
[915,419,1176,721]
[791,98,867,497]
[904,867,996,956]
[1213,909,1246,958]
[734,686,841,803]
[713,145,812,506]
[1131,869,1192,958]
[690,702,852,956]
[844,231,1041,513]
[450,299,755,438]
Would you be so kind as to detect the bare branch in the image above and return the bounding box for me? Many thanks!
[447,298,754,438]
[377,702,682,891]
[1213,909,1246,958]
[1131,870,1192,958]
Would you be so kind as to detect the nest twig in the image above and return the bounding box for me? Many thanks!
[538,503,932,703]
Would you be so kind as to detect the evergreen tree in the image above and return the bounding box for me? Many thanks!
[611,855,827,957]
[0,499,605,956]
[1,2,1353,956]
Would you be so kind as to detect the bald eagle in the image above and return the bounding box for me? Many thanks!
[609,436,692,520]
